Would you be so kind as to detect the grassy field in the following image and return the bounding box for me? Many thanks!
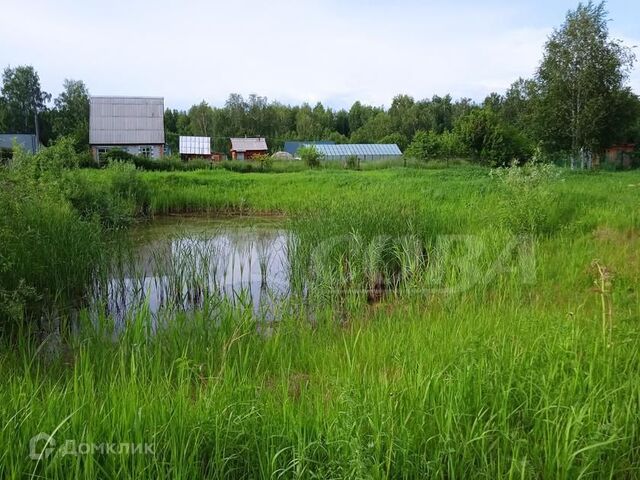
[2,165,640,478]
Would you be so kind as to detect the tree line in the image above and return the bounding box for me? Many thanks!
[1,2,638,167]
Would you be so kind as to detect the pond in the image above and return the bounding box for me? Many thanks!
[90,216,291,323]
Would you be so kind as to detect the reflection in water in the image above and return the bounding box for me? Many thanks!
[91,217,291,323]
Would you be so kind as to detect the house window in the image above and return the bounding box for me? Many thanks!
[139,146,152,158]
[97,148,109,162]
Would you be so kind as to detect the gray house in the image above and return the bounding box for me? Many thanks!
[89,96,165,161]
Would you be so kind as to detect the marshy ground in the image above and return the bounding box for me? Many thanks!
[2,164,640,478]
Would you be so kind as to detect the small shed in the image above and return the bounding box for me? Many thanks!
[604,144,636,169]
[179,136,211,161]
[0,133,40,158]
[230,137,268,160]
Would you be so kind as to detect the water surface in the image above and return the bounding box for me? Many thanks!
[92,216,291,322]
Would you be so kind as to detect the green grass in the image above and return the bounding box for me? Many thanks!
[2,164,640,478]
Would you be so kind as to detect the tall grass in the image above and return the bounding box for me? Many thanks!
[1,164,640,477]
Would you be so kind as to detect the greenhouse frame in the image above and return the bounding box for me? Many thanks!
[305,143,402,161]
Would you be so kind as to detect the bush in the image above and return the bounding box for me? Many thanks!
[0,170,103,333]
[219,160,256,173]
[67,162,150,228]
[345,155,361,170]
[406,131,443,161]
[455,109,533,166]
[406,130,467,163]
[298,145,323,168]
[252,153,273,172]
[102,148,136,162]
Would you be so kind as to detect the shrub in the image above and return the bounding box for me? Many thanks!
[252,153,274,172]
[455,109,533,166]
[0,174,103,333]
[345,155,361,170]
[406,131,443,161]
[219,160,256,173]
[298,145,323,168]
[102,148,136,162]
[67,162,150,228]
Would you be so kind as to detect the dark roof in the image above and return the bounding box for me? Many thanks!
[283,140,334,156]
[0,134,39,153]
[230,137,268,152]
[89,96,165,145]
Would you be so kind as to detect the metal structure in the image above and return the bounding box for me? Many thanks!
[306,143,402,161]
[0,133,39,154]
[179,136,211,156]
[284,140,334,156]
[89,96,165,161]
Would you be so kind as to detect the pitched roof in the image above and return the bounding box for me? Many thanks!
[179,136,211,155]
[230,137,268,152]
[309,144,402,157]
[0,133,39,153]
[89,96,165,145]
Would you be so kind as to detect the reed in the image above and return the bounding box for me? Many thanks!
[1,164,640,478]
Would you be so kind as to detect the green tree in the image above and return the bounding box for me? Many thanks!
[0,97,7,131]
[188,101,215,138]
[534,1,636,168]
[455,108,532,166]
[406,131,442,161]
[52,79,89,150]
[1,66,51,137]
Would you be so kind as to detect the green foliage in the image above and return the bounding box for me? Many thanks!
[298,145,323,168]
[345,155,360,170]
[0,65,51,137]
[102,148,136,162]
[252,153,273,171]
[3,166,640,477]
[107,161,151,217]
[455,108,533,166]
[218,160,256,173]
[66,162,150,228]
[534,1,636,160]
[378,132,409,151]
[51,79,90,151]
[491,161,562,234]
[132,155,186,171]
[406,130,466,162]
[406,130,443,160]
[0,152,103,332]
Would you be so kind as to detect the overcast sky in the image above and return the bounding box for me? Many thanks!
[1,0,638,110]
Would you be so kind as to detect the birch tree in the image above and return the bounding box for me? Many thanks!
[534,1,635,168]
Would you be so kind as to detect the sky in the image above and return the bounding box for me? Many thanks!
[1,0,638,110]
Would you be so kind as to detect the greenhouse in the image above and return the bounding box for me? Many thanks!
[306,143,402,161]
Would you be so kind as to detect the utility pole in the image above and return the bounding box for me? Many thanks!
[33,94,40,152]
[34,109,40,152]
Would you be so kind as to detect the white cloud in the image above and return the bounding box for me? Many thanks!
[0,0,637,109]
